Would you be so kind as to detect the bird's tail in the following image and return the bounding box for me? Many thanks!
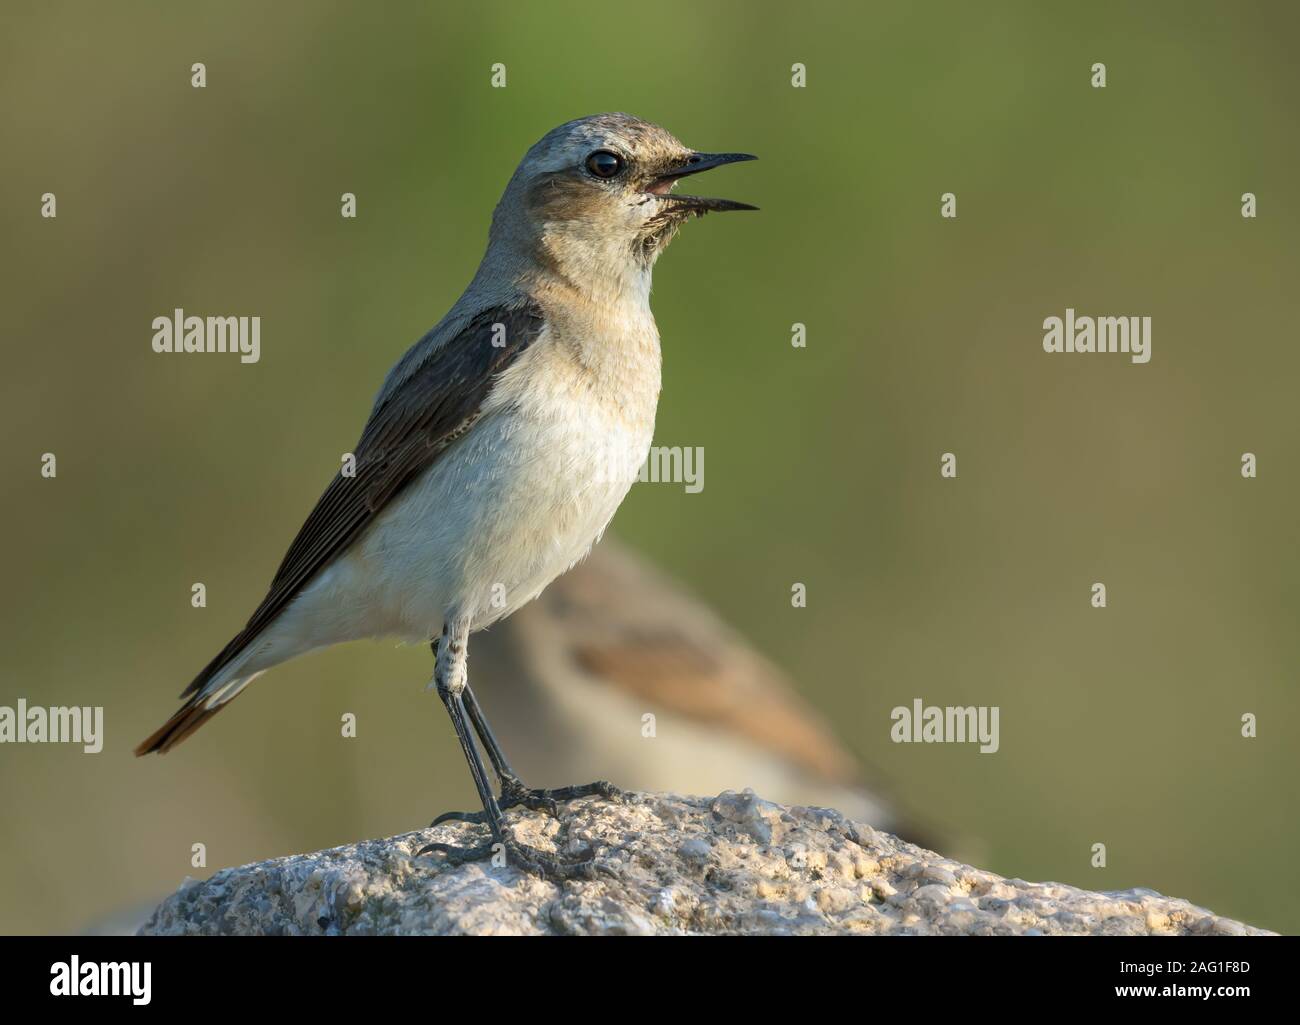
[134,641,263,755]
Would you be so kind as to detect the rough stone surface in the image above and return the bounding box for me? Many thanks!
[139,790,1274,936]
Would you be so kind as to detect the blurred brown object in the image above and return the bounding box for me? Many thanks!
[472,538,943,848]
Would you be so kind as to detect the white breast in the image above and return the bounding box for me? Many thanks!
[278,318,662,650]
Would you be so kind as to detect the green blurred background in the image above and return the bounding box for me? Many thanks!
[1,0,1296,933]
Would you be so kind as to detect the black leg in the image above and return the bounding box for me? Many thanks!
[432,678,625,826]
[418,629,608,880]
[424,675,504,845]
[460,682,520,782]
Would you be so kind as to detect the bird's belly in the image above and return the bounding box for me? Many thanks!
[308,400,653,643]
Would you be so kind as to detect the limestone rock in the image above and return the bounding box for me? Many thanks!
[139,790,1273,936]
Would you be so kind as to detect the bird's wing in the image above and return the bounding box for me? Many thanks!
[179,301,545,699]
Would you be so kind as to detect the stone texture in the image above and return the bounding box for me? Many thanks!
[139,790,1273,936]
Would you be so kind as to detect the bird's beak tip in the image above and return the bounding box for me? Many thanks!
[649,151,758,214]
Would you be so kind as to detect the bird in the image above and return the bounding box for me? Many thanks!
[136,113,757,879]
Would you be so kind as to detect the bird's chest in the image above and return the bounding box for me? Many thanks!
[348,315,661,632]
[505,319,662,510]
[437,318,660,606]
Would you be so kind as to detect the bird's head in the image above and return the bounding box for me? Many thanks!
[490,113,756,289]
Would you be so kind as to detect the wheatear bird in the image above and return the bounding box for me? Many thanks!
[136,113,756,878]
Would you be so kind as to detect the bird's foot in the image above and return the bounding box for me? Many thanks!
[416,832,607,881]
[430,777,625,827]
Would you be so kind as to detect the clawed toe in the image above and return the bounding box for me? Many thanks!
[416,839,495,862]
[429,781,621,827]
[555,779,624,804]
[417,833,602,881]
[499,778,625,815]
[499,783,559,818]
[430,808,488,827]
[423,777,625,879]
[507,840,599,880]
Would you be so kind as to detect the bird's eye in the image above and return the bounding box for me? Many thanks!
[585,150,625,179]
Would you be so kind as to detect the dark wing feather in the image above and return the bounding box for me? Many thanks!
[178,302,545,699]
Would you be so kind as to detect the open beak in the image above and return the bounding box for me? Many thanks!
[646,152,758,213]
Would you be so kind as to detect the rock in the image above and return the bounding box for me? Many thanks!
[138,790,1274,936]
